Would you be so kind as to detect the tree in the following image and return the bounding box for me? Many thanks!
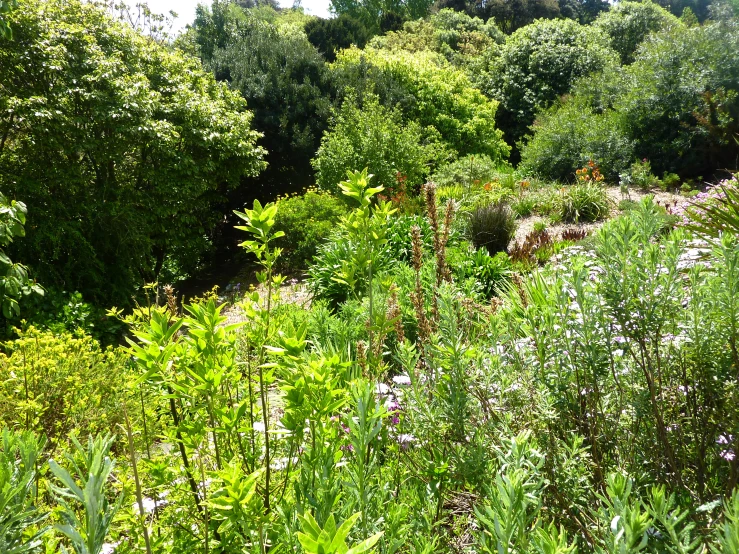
[0,0,266,306]
[305,14,372,61]
[593,1,681,64]
[331,47,510,163]
[477,18,617,158]
[203,10,334,197]
[437,0,560,33]
[329,0,433,33]
[312,93,443,193]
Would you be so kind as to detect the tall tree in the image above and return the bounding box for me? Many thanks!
[0,0,266,305]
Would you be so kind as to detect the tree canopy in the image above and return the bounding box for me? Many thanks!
[0,0,266,305]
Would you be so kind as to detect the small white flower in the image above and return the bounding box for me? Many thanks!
[392,374,411,386]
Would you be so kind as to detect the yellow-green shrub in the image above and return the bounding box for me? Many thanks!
[0,327,130,450]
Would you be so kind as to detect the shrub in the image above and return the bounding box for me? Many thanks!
[273,189,349,271]
[431,154,508,189]
[467,202,517,254]
[305,14,372,62]
[0,327,130,451]
[330,47,510,162]
[0,0,266,307]
[593,1,681,64]
[312,93,442,194]
[627,158,661,189]
[558,182,611,223]
[480,18,618,152]
[519,98,634,182]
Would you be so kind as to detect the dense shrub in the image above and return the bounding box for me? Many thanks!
[206,13,333,196]
[0,327,130,451]
[476,18,617,153]
[370,9,504,63]
[305,14,372,62]
[613,20,739,177]
[331,47,510,162]
[520,98,634,181]
[593,0,681,64]
[431,154,508,189]
[0,0,266,307]
[312,94,442,193]
[272,189,349,271]
[447,247,510,298]
[467,202,517,254]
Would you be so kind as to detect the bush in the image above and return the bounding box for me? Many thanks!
[558,182,611,223]
[312,93,442,194]
[431,154,508,189]
[305,14,372,62]
[467,202,517,254]
[330,47,510,163]
[0,0,266,307]
[273,189,349,271]
[519,98,634,182]
[480,18,618,152]
[0,327,130,451]
[447,247,510,298]
[593,1,681,64]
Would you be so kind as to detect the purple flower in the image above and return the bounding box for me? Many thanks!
[721,449,735,462]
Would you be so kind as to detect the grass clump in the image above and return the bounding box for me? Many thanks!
[559,182,611,223]
[467,202,517,255]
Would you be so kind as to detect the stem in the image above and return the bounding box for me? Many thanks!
[260,264,274,513]
[167,386,204,518]
[123,402,153,554]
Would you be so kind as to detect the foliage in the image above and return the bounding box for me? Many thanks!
[438,0,566,33]
[476,18,617,154]
[0,0,16,38]
[0,0,266,307]
[593,0,681,64]
[331,47,510,163]
[308,169,397,309]
[447,246,510,298]
[558,181,610,222]
[519,98,634,182]
[431,154,508,191]
[329,0,434,33]
[0,193,42,319]
[370,9,504,64]
[272,189,349,271]
[49,434,122,554]
[305,14,372,62]
[312,94,442,193]
[0,327,131,450]
[203,9,334,196]
[533,19,739,180]
[611,20,739,178]
[0,429,48,554]
[467,202,517,254]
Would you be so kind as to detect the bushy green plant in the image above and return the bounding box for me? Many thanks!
[627,158,661,189]
[467,202,517,255]
[431,154,509,190]
[312,94,441,194]
[558,182,611,223]
[479,18,618,152]
[447,247,510,298]
[49,434,123,554]
[520,98,634,182]
[593,0,681,64]
[272,189,348,271]
[0,193,42,319]
[0,0,266,306]
[0,429,48,554]
[330,47,510,163]
[0,328,130,451]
